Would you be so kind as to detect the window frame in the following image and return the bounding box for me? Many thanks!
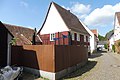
[50,33,55,41]
[84,35,86,42]
[77,33,80,41]
[72,33,74,40]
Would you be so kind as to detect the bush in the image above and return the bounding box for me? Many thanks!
[104,44,108,49]
[112,45,115,52]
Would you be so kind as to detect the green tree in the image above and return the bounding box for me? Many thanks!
[98,34,107,41]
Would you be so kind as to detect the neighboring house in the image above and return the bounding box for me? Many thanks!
[114,12,120,42]
[91,29,98,37]
[37,2,90,46]
[114,12,120,53]
[0,21,14,67]
[91,29,99,52]
[106,31,114,50]
[3,23,35,45]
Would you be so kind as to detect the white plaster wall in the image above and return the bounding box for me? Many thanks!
[40,3,69,35]
[114,15,120,41]
[109,35,114,50]
[7,33,13,65]
[90,35,95,53]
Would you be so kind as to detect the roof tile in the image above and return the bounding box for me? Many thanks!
[4,23,34,45]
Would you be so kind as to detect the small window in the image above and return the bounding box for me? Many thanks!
[86,36,88,42]
[72,33,74,40]
[80,34,84,42]
[84,35,86,42]
[50,33,55,41]
[77,34,80,41]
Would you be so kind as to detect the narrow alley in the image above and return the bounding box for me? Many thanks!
[63,50,120,80]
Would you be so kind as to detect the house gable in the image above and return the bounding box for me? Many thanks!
[39,2,90,36]
[40,2,69,35]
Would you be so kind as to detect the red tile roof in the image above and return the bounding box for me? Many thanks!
[3,23,34,45]
[91,29,98,37]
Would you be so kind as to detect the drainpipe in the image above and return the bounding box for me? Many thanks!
[7,41,11,66]
[68,29,72,45]
[58,32,60,45]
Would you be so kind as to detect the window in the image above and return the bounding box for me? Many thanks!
[72,33,74,40]
[84,35,86,42]
[50,33,55,41]
[74,33,77,40]
[86,36,88,42]
[77,33,80,41]
[80,34,84,42]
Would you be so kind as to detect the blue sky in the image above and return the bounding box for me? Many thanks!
[0,0,120,36]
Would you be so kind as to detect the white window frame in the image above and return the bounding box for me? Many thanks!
[72,33,74,40]
[77,33,80,41]
[50,33,55,41]
[84,35,86,42]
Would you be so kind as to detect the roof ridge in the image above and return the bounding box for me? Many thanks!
[3,23,34,30]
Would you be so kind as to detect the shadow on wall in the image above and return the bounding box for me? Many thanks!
[62,60,97,79]
[22,50,39,69]
[11,46,40,77]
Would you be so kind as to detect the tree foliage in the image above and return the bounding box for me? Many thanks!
[10,38,17,45]
[98,34,107,41]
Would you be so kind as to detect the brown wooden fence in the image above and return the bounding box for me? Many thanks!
[55,45,88,72]
[11,45,88,72]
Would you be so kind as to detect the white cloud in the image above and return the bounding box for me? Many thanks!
[84,3,120,27]
[20,1,28,8]
[71,2,91,14]
[62,2,91,19]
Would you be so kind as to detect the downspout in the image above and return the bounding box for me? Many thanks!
[7,43,10,66]
[58,32,60,45]
[68,29,72,45]
[7,34,12,66]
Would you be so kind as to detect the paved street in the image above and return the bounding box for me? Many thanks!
[64,50,120,80]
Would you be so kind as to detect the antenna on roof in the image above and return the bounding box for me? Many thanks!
[68,10,70,12]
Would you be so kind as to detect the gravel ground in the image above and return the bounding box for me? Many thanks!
[63,50,120,80]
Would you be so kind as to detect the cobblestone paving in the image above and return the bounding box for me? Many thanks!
[63,51,120,80]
